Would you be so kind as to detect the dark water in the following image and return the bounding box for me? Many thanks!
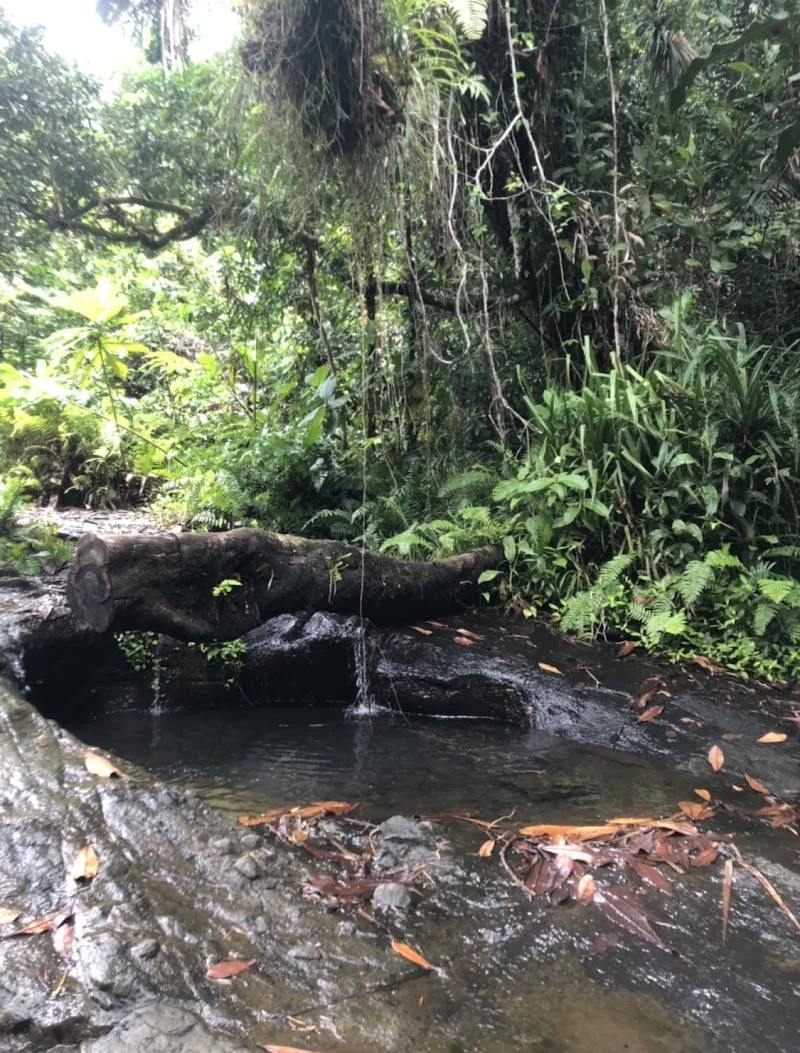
[66,704,703,823]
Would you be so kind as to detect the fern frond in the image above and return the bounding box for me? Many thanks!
[678,560,714,604]
[444,0,488,39]
[597,553,634,589]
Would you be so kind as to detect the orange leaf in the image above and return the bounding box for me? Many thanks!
[426,621,447,629]
[478,839,495,858]
[519,824,617,841]
[84,752,121,779]
[678,801,715,821]
[290,801,359,820]
[575,873,596,903]
[617,641,636,658]
[261,1046,324,1053]
[390,940,435,970]
[538,663,563,676]
[695,789,712,802]
[637,705,664,723]
[707,745,725,772]
[456,628,484,641]
[0,908,20,925]
[13,908,73,935]
[757,732,787,744]
[70,845,99,883]
[411,626,432,635]
[744,774,770,796]
[452,636,475,647]
[207,958,256,980]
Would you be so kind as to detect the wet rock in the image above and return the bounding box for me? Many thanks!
[233,852,263,879]
[338,920,357,936]
[84,934,135,1002]
[240,833,261,850]
[288,942,323,961]
[211,837,235,855]
[373,882,413,912]
[82,1005,248,1053]
[131,938,160,960]
[374,815,443,872]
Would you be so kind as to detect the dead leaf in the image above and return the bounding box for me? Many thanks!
[538,662,563,675]
[757,732,787,744]
[732,847,800,934]
[594,886,666,947]
[207,958,256,980]
[84,752,121,779]
[519,824,617,841]
[627,857,675,897]
[637,705,664,723]
[722,733,743,743]
[633,688,658,711]
[722,858,733,943]
[426,621,447,629]
[744,774,771,796]
[456,628,484,641]
[452,636,475,647]
[240,801,358,826]
[617,641,636,658]
[0,908,20,925]
[575,873,596,903]
[53,922,74,959]
[478,839,495,858]
[261,1046,324,1053]
[692,655,725,675]
[584,932,620,957]
[411,626,432,635]
[707,745,725,772]
[10,908,72,937]
[390,940,435,970]
[695,789,712,802]
[70,845,99,883]
[679,801,715,821]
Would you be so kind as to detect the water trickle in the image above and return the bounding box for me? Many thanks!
[149,650,164,715]
[347,622,384,716]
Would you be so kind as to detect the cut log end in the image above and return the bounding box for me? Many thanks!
[67,534,114,634]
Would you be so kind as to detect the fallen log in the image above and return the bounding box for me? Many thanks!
[66,529,504,641]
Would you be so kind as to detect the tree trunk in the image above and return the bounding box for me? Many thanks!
[66,529,503,642]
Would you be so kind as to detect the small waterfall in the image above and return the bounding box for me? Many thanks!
[149,650,164,715]
[346,622,383,717]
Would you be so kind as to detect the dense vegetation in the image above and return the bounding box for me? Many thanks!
[1,0,799,681]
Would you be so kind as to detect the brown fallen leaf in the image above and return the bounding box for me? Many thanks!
[390,939,435,970]
[207,958,256,980]
[695,789,712,802]
[679,801,715,821]
[757,732,787,744]
[261,1046,324,1053]
[633,688,658,711]
[84,752,121,779]
[744,774,771,796]
[617,641,636,658]
[452,636,475,647]
[722,857,733,943]
[239,801,358,826]
[594,886,666,947]
[70,845,99,883]
[411,626,432,636]
[426,621,447,629]
[456,628,484,641]
[637,705,664,724]
[53,922,74,959]
[519,824,617,841]
[692,655,725,675]
[0,908,20,925]
[707,744,725,772]
[627,857,675,897]
[9,908,73,937]
[478,839,495,858]
[538,662,563,676]
[575,873,596,903]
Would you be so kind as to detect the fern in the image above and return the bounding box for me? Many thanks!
[438,469,494,499]
[444,0,488,39]
[704,548,744,569]
[560,588,603,636]
[754,603,778,636]
[597,553,634,589]
[678,560,714,604]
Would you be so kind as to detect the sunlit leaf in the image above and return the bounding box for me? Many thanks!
[70,844,99,883]
[84,752,121,779]
[478,839,495,857]
[744,774,770,795]
[520,824,617,841]
[261,1045,324,1053]
[390,940,435,970]
[411,626,432,635]
[757,732,787,744]
[695,789,712,802]
[707,745,725,772]
[207,958,256,980]
[637,705,664,723]
[0,907,20,925]
[53,922,74,959]
[575,873,596,903]
[538,662,563,675]
[12,908,73,936]
[678,801,714,821]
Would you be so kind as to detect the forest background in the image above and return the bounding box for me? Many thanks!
[1,0,799,682]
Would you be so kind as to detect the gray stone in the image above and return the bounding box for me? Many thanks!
[82,1005,248,1053]
[338,920,357,936]
[372,881,413,912]
[211,837,235,855]
[131,938,159,960]
[233,853,262,879]
[83,934,135,1000]
[240,833,261,850]
[288,942,323,961]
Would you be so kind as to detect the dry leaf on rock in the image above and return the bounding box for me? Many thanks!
[411,626,432,635]
[617,641,636,658]
[10,908,73,937]
[744,774,771,796]
[390,940,435,970]
[679,801,715,821]
[452,636,475,647]
[70,845,99,883]
[637,705,664,723]
[478,839,495,858]
[575,873,596,903]
[207,958,256,980]
[627,858,675,897]
[0,908,20,925]
[53,922,74,959]
[757,732,787,744]
[695,789,712,802]
[262,1045,324,1053]
[722,858,733,943]
[707,745,725,772]
[456,628,484,641]
[594,887,666,947]
[84,752,121,779]
[519,824,617,841]
[538,662,563,675]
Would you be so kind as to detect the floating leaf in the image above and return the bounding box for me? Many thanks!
[744,774,770,796]
[722,858,733,943]
[519,824,617,841]
[0,908,20,925]
[70,845,99,883]
[390,940,435,970]
[411,626,432,635]
[695,789,712,802]
[538,662,563,675]
[84,752,121,779]
[638,705,664,723]
[207,958,256,980]
[594,886,665,947]
[617,641,636,658]
[478,839,495,858]
[679,801,715,821]
[707,745,725,772]
[757,732,787,744]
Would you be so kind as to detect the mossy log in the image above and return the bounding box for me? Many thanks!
[66,529,503,642]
